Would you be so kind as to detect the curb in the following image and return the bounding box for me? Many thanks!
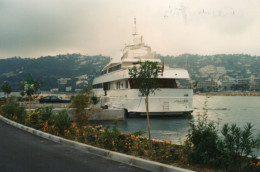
[0,115,194,172]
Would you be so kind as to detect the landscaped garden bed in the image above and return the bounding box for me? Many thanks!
[1,99,260,172]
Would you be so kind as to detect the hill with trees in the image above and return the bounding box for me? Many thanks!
[159,54,260,82]
[1,53,260,92]
[0,54,110,91]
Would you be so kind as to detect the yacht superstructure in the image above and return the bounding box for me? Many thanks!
[92,18,193,116]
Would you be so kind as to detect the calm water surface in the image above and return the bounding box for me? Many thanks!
[91,95,260,156]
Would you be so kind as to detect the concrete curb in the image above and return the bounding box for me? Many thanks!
[0,115,194,172]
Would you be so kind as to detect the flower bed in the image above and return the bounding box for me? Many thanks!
[1,102,260,172]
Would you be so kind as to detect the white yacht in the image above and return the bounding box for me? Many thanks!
[92,18,193,116]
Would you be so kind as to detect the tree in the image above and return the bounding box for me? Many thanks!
[21,77,41,114]
[128,61,161,151]
[71,87,92,128]
[1,81,12,97]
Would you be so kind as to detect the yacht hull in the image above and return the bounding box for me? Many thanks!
[93,88,193,116]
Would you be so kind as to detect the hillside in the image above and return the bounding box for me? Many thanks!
[0,54,110,91]
[159,54,260,82]
[1,53,260,92]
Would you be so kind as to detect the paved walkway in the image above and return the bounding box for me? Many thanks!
[0,120,149,172]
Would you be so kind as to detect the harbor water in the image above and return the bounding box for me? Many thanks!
[90,95,260,156]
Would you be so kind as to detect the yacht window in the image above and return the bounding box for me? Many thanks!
[128,79,177,89]
[158,79,178,88]
[94,83,103,89]
[125,80,128,89]
[101,70,107,75]
[108,64,121,73]
[98,83,103,88]
[103,82,110,90]
[108,82,110,90]
[116,82,120,89]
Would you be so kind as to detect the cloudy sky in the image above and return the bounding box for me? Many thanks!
[1,0,260,59]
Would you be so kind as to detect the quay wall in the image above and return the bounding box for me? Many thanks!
[196,91,260,96]
[23,103,125,121]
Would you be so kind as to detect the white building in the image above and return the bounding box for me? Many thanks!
[252,78,260,91]
[221,81,235,91]
[197,80,218,92]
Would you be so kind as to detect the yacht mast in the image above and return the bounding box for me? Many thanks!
[132,17,137,36]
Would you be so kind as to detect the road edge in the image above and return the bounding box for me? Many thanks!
[0,115,194,172]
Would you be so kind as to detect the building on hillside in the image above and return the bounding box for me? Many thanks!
[234,79,250,91]
[252,78,260,91]
[58,78,72,92]
[75,74,89,90]
[216,67,226,75]
[58,78,71,85]
[50,88,59,93]
[74,89,83,92]
[237,79,249,85]
[66,86,72,92]
[221,80,235,91]
[76,75,88,80]
[197,80,218,92]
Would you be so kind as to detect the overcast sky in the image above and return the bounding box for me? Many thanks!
[1,0,260,59]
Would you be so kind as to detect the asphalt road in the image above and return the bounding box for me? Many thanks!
[0,120,149,172]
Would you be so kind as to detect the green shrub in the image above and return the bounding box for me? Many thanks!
[99,121,146,152]
[99,121,121,150]
[1,102,26,123]
[29,111,41,129]
[219,123,260,171]
[181,138,193,163]
[187,113,260,171]
[2,103,17,117]
[53,110,71,136]
[91,95,98,104]
[36,106,53,122]
[187,114,220,165]
[71,93,90,128]
[84,125,102,143]
[16,96,26,102]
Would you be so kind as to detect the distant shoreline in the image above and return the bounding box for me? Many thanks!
[195,92,260,96]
